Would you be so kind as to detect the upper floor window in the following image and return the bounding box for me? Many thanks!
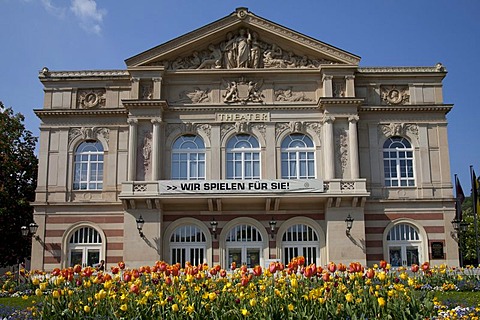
[281,134,315,179]
[226,134,260,179]
[383,137,414,187]
[171,135,205,180]
[73,141,103,190]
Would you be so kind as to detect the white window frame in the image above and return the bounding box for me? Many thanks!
[383,136,415,187]
[226,134,261,180]
[281,224,319,265]
[281,134,315,179]
[73,141,104,190]
[171,135,206,180]
[170,225,207,266]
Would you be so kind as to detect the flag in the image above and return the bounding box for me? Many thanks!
[473,169,480,214]
[455,174,465,220]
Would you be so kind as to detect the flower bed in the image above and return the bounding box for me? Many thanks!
[2,259,480,319]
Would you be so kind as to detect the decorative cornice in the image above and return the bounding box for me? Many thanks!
[167,104,319,113]
[39,70,129,79]
[121,100,169,108]
[357,66,446,73]
[318,98,364,106]
[359,105,453,113]
[34,109,128,117]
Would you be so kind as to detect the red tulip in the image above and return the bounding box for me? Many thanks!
[366,268,375,279]
[328,262,336,273]
[118,261,125,270]
[253,265,262,277]
[411,264,419,273]
[269,262,277,273]
[379,260,387,269]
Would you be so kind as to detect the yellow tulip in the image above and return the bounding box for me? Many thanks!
[172,304,179,312]
[84,305,91,313]
[345,293,353,303]
[377,297,386,307]
[35,289,42,297]
[249,298,257,307]
[120,304,127,312]
[186,304,194,314]
[288,304,294,311]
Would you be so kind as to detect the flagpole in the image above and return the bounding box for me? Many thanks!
[470,165,480,266]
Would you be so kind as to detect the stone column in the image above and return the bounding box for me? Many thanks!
[322,75,333,97]
[348,115,360,179]
[345,75,355,97]
[127,118,138,181]
[151,118,162,180]
[323,115,335,180]
[152,77,162,99]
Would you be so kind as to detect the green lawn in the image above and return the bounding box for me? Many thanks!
[0,296,35,309]
[434,291,480,307]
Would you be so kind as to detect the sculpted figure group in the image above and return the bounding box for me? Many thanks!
[159,29,335,70]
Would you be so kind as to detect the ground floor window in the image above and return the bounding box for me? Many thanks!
[386,223,421,267]
[68,227,102,268]
[226,224,263,269]
[282,224,319,265]
[170,225,206,266]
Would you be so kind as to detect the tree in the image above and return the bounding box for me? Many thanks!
[460,195,479,265]
[0,102,38,267]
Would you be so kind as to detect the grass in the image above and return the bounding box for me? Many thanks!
[0,296,34,309]
[434,291,480,307]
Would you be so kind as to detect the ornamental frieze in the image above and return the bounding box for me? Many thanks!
[68,127,109,145]
[379,123,419,139]
[152,28,336,70]
[77,89,106,109]
[381,86,410,105]
[173,88,211,104]
[335,128,348,174]
[275,87,313,102]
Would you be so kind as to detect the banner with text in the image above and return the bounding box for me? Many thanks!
[158,179,324,194]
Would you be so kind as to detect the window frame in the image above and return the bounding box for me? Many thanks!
[171,135,206,180]
[226,134,261,180]
[73,141,104,190]
[280,134,316,179]
[383,136,415,187]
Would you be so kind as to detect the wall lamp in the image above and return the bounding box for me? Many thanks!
[451,218,468,233]
[210,218,218,239]
[269,218,277,238]
[21,222,39,238]
[345,214,354,236]
[136,215,145,238]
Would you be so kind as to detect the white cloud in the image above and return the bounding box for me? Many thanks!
[70,0,107,35]
[40,0,66,18]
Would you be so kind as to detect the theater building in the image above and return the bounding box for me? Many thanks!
[31,8,457,271]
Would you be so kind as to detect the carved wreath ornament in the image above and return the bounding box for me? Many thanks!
[77,89,106,109]
[223,78,263,104]
[381,86,409,105]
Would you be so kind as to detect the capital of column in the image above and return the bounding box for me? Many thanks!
[348,115,359,124]
[131,77,140,83]
[323,115,336,124]
[151,117,163,125]
[322,74,333,82]
[345,75,355,80]
[127,118,138,125]
[152,77,162,82]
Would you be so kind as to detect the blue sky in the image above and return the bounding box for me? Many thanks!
[1,0,479,192]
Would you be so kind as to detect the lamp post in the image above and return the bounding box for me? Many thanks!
[136,215,145,238]
[345,214,354,236]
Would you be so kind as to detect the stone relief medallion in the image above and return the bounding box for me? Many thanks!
[77,89,106,109]
[381,86,409,105]
[223,78,263,104]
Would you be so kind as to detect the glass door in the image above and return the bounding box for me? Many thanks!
[388,245,420,267]
[69,246,101,267]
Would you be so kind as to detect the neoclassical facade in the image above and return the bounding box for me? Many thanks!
[32,8,457,271]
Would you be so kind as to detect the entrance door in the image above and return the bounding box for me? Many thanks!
[226,224,264,269]
[68,226,103,267]
[386,223,422,267]
[227,247,261,268]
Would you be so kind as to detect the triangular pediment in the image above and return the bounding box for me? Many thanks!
[125,8,360,69]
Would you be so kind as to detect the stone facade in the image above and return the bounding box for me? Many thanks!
[31,8,456,271]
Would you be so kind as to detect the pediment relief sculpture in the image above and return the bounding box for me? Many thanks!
[381,86,410,105]
[223,78,263,104]
[77,89,106,109]
[152,28,337,70]
[275,87,313,102]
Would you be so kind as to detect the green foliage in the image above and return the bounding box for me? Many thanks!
[434,291,480,307]
[0,102,38,267]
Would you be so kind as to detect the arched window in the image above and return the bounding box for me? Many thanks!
[281,134,315,179]
[170,225,206,266]
[226,134,260,179]
[383,137,414,187]
[386,223,422,267]
[73,141,104,190]
[282,224,319,265]
[226,224,263,268]
[68,227,102,267]
[171,135,205,180]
